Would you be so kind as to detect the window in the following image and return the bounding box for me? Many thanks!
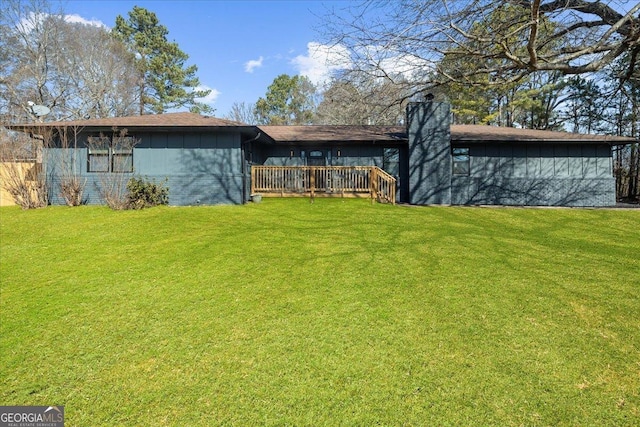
[383,148,400,177]
[452,147,470,175]
[87,136,134,173]
[87,137,110,172]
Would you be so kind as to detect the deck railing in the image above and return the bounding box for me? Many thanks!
[251,165,396,204]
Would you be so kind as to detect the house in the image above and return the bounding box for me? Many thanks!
[16,113,258,205]
[13,102,635,207]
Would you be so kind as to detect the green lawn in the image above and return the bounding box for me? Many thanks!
[1,199,639,426]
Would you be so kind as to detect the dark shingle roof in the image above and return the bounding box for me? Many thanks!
[11,112,248,129]
[258,125,406,143]
[259,124,635,145]
[451,125,635,143]
[11,112,635,145]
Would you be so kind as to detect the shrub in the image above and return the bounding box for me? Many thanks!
[126,176,169,209]
[59,176,86,206]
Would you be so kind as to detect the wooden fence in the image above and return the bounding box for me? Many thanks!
[251,165,396,204]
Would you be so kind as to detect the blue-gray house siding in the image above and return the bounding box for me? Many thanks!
[135,131,245,205]
[406,101,618,207]
[27,105,631,208]
[407,102,452,205]
[45,129,247,206]
[449,143,615,206]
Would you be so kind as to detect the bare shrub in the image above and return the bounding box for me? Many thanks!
[51,126,87,206]
[86,128,137,210]
[59,175,86,206]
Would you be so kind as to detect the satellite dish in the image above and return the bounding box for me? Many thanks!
[30,104,50,117]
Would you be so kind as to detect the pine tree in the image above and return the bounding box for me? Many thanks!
[255,75,317,125]
[113,6,211,115]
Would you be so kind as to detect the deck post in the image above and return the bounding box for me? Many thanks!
[310,167,316,202]
[370,167,377,203]
[250,166,256,196]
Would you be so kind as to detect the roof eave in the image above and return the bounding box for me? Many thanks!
[452,137,636,145]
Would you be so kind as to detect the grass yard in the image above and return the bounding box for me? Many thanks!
[1,199,639,426]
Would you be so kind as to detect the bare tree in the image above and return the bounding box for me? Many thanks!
[224,102,259,125]
[315,77,409,125]
[607,53,640,202]
[56,23,139,119]
[0,0,139,123]
[0,0,69,123]
[321,1,640,97]
[51,126,87,206]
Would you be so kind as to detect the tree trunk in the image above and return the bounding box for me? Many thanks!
[629,143,639,201]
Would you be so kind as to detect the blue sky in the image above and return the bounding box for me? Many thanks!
[61,0,349,116]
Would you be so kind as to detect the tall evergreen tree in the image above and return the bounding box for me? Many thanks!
[561,77,606,134]
[113,6,211,115]
[255,74,317,125]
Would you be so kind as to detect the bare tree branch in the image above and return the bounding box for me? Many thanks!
[321,0,640,88]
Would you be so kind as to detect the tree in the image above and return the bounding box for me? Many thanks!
[560,76,606,134]
[255,74,317,125]
[435,3,566,129]
[605,53,640,202]
[322,0,640,99]
[59,23,139,119]
[0,0,139,122]
[113,6,211,115]
[316,80,370,125]
[224,102,259,125]
[1,0,65,122]
[315,77,408,125]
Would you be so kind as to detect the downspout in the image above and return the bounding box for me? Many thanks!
[241,131,262,203]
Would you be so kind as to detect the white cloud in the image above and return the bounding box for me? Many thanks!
[63,14,108,29]
[244,56,264,73]
[290,42,432,88]
[194,85,221,104]
[291,42,352,88]
[354,44,432,83]
[379,53,432,82]
[18,12,108,33]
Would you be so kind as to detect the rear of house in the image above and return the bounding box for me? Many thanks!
[10,102,634,208]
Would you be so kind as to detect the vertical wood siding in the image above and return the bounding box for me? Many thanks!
[45,130,245,206]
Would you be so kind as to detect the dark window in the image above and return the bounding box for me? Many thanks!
[383,148,400,177]
[87,136,134,173]
[452,147,470,175]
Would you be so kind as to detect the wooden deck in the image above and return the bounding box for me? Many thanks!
[251,166,396,204]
